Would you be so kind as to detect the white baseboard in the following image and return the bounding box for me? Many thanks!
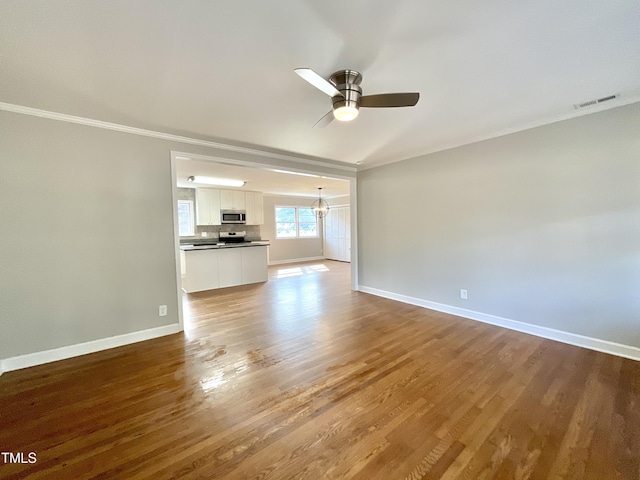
[358,286,640,362]
[0,323,182,374]
[269,256,326,265]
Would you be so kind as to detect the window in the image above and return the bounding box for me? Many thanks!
[178,200,195,236]
[275,207,318,238]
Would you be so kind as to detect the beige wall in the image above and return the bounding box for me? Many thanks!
[358,102,640,348]
[0,112,180,359]
[0,110,354,362]
[262,195,324,263]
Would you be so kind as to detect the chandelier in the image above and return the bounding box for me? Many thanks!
[311,188,330,218]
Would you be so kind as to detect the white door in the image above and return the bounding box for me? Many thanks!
[324,206,351,262]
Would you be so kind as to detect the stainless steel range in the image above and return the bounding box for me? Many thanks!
[219,231,245,244]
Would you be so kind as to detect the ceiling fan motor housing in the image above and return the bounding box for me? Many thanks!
[330,70,362,111]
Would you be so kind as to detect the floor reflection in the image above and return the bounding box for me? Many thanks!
[272,263,329,279]
[269,267,326,334]
[199,370,227,392]
[182,262,344,359]
[199,357,250,393]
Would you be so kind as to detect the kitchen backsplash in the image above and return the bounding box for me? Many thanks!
[191,224,261,241]
[178,188,262,241]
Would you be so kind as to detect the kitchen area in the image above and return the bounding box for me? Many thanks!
[174,155,353,295]
[178,185,270,293]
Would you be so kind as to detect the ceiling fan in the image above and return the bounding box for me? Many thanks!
[294,68,420,128]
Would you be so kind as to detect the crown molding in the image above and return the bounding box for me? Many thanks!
[0,102,356,173]
[359,94,640,170]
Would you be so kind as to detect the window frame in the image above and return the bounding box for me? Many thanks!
[177,199,195,237]
[275,206,319,239]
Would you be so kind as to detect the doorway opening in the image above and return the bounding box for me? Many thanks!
[170,151,357,331]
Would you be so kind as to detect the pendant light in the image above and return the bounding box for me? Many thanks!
[311,188,330,218]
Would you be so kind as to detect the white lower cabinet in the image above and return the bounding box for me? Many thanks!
[218,248,243,288]
[242,245,268,284]
[182,246,268,293]
[182,249,220,292]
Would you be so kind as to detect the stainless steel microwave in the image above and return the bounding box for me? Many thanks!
[221,210,246,224]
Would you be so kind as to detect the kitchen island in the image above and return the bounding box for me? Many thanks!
[180,242,269,293]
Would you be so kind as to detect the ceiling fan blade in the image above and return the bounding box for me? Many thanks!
[313,110,334,128]
[360,93,420,108]
[295,68,343,98]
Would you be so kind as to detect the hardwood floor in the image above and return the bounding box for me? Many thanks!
[1,260,639,479]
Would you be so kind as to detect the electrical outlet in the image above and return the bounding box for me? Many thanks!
[159,305,168,316]
[202,231,208,237]
[460,289,468,300]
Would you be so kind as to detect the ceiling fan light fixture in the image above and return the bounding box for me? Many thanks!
[295,67,419,127]
[333,105,359,122]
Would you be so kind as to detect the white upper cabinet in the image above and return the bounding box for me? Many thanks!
[197,188,262,225]
[220,190,246,210]
[195,188,221,225]
[245,191,264,225]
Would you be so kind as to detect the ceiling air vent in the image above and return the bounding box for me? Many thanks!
[574,94,618,110]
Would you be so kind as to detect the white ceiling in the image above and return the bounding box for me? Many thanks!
[175,157,350,198]
[1,1,639,169]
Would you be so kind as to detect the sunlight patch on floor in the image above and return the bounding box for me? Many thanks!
[273,263,330,279]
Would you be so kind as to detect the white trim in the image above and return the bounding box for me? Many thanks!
[174,151,356,179]
[0,102,356,173]
[358,286,640,362]
[350,178,358,291]
[1,324,181,373]
[262,192,350,199]
[269,256,326,265]
[170,154,185,332]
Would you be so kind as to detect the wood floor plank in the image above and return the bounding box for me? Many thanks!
[1,260,639,479]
